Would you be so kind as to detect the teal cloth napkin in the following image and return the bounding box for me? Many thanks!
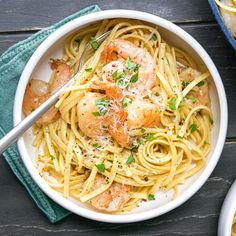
[0,5,100,223]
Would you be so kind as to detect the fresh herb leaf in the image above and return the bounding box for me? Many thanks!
[130,73,139,83]
[122,97,132,108]
[126,153,135,165]
[188,96,197,103]
[182,81,190,88]
[92,143,101,149]
[134,64,141,72]
[85,67,92,72]
[141,128,146,133]
[92,112,101,117]
[112,70,125,81]
[204,140,209,145]
[117,76,129,89]
[130,144,136,151]
[136,139,145,145]
[90,37,99,50]
[152,33,157,41]
[190,123,197,133]
[94,98,110,116]
[95,163,105,172]
[148,194,155,200]
[112,70,118,80]
[177,135,183,139]
[210,119,213,125]
[50,155,55,161]
[197,81,204,87]
[169,96,177,110]
[125,57,136,71]
[146,133,155,141]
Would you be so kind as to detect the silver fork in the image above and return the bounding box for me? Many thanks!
[0,30,111,154]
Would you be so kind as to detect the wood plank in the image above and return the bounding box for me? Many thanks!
[0,0,215,32]
[0,142,234,235]
[0,23,235,137]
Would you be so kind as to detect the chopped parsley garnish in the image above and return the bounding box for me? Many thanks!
[95,163,105,172]
[112,70,119,80]
[190,123,197,133]
[50,155,55,160]
[125,57,136,71]
[169,96,177,110]
[130,73,139,83]
[210,119,214,125]
[126,153,135,165]
[182,81,190,88]
[152,33,157,41]
[75,38,80,43]
[94,98,110,116]
[134,64,141,72]
[85,67,92,72]
[146,133,155,141]
[130,144,136,151]
[90,37,99,50]
[125,57,140,72]
[136,139,145,145]
[204,140,210,145]
[141,128,146,133]
[122,97,132,108]
[92,143,101,149]
[92,112,101,117]
[177,135,183,139]
[197,81,204,87]
[148,194,155,200]
[188,96,197,103]
[112,70,125,81]
[117,76,129,89]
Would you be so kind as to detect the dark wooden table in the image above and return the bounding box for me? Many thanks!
[0,1,235,235]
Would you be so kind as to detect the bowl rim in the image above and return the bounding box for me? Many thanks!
[13,9,228,223]
[218,180,236,236]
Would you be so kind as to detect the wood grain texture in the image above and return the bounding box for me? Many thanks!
[0,0,215,32]
[0,142,235,236]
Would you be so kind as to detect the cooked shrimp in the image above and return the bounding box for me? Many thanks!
[87,79,161,147]
[102,59,125,82]
[77,92,109,138]
[91,81,124,101]
[23,79,59,125]
[90,175,131,212]
[179,67,209,105]
[106,110,132,148]
[49,59,71,93]
[220,0,236,37]
[188,82,209,106]
[23,59,70,125]
[126,98,161,129]
[101,38,155,94]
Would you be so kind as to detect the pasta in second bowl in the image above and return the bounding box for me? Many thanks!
[14,10,227,223]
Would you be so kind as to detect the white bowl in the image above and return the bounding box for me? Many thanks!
[13,10,228,223]
[218,180,236,236]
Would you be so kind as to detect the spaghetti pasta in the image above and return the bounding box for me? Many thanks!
[23,19,213,212]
